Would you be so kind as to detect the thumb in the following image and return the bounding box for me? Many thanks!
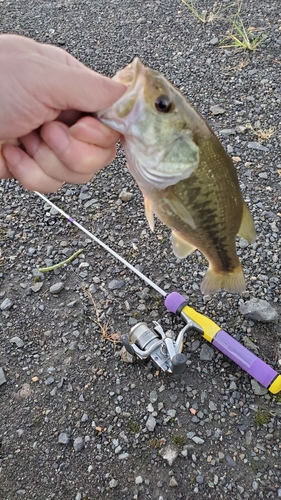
[38,58,126,113]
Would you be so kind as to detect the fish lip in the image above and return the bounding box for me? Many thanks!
[113,57,144,87]
[96,58,146,131]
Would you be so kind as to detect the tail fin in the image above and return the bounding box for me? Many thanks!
[201,264,246,295]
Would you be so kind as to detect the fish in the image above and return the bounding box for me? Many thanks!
[97,58,256,294]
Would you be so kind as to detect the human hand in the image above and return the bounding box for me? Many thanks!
[0,35,126,192]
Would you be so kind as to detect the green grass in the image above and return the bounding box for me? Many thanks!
[148,438,162,449]
[128,419,140,433]
[254,409,272,427]
[220,19,267,51]
[173,435,186,447]
[182,0,235,24]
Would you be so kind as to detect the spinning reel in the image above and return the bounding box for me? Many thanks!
[121,315,203,375]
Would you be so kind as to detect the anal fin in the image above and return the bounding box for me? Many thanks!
[172,231,197,259]
[238,202,256,244]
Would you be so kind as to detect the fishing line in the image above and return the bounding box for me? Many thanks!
[34,191,166,297]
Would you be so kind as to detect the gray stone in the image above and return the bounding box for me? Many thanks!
[209,401,217,411]
[159,444,179,465]
[10,336,24,348]
[239,298,278,323]
[73,436,84,452]
[81,413,88,422]
[149,390,158,404]
[191,339,200,351]
[169,476,178,487]
[44,376,54,386]
[251,379,268,396]
[119,190,134,202]
[226,455,237,467]
[0,298,13,310]
[247,142,269,152]
[0,367,6,385]
[31,282,43,292]
[220,128,236,136]
[199,344,214,361]
[192,436,205,444]
[68,341,78,351]
[146,414,156,431]
[135,476,143,484]
[109,479,118,488]
[209,37,218,45]
[210,105,225,115]
[84,199,98,209]
[79,192,91,201]
[166,409,176,418]
[236,125,247,133]
[50,282,65,294]
[108,279,125,290]
[58,432,70,444]
[245,430,252,445]
[120,346,135,364]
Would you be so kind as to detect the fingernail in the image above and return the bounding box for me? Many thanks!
[2,145,23,167]
[43,124,70,154]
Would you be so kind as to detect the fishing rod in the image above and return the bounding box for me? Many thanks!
[34,191,281,394]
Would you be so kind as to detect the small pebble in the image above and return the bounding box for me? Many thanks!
[50,282,65,294]
[58,432,70,445]
[0,367,6,385]
[240,298,278,323]
[73,436,84,452]
[146,415,156,431]
[10,336,24,348]
[159,444,179,465]
[0,298,13,310]
[108,279,125,290]
[247,142,269,152]
[251,379,268,396]
[169,476,178,487]
[210,105,225,115]
[119,190,134,202]
[200,344,214,361]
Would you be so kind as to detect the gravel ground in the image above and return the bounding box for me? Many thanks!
[0,1,280,499]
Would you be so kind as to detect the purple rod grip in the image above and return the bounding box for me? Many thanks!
[213,330,278,388]
[164,292,186,314]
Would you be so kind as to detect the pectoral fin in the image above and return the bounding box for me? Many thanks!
[144,197,154,231]
[164,189,196,229]
[172,231,197,259]
[238,202,256,243]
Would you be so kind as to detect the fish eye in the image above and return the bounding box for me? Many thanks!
[155,95,173,113]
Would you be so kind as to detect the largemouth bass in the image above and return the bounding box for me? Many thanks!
[97,58,256,294]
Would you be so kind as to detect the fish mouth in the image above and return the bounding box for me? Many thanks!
[97,58,146,131]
